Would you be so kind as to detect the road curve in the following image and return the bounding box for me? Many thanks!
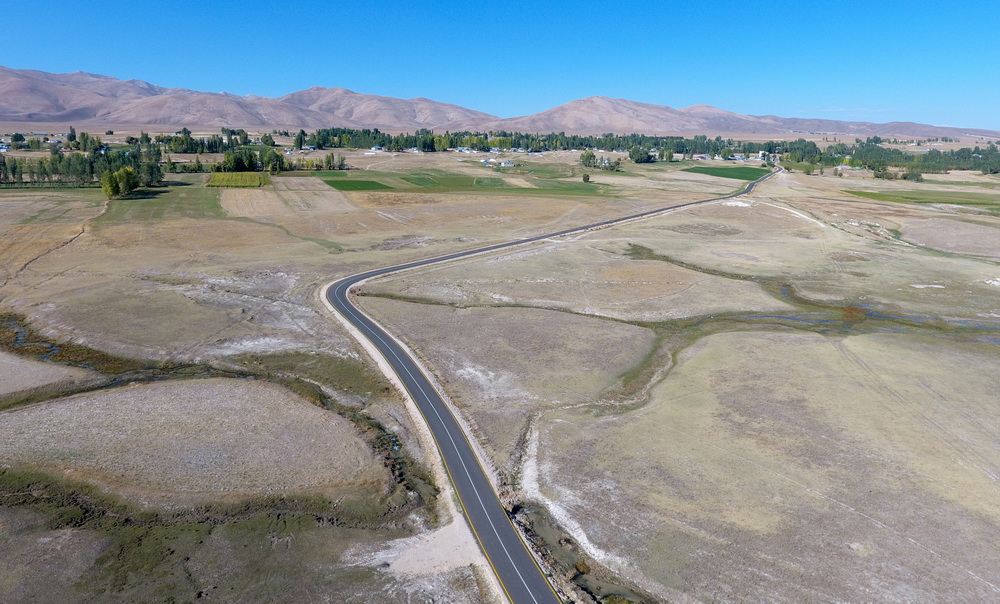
[324,168,779,603]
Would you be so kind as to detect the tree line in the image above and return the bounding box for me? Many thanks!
[5,125,1000,192]
[0,146,161,190]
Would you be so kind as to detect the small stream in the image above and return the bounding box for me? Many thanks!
[3,318,63,362]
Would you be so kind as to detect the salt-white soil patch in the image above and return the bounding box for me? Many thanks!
[759,201,828,228]
[909,284,945,289]
[345,520,480,577]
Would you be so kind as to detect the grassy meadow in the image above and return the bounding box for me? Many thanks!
[682,165,770,180]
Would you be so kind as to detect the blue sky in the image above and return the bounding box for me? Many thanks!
[7,1,1000,129]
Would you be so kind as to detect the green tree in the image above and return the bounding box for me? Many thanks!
[137,161,162,187]
[580,150,596,168]
[582,173,590,183]
[261,148,284,173]
[629,147,653,163]
[260,133,275,147]
[101,170,120,198]
[115,166,139,196]
[67,126,76,143]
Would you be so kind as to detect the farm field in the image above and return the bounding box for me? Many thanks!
[1,146,999,602]
[681,165,770,180]
[205,172,270,187]
[845,188,1000,216]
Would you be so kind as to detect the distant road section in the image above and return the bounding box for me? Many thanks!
[323,168,778,603]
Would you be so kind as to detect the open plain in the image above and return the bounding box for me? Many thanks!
[351,155,1000,600]
[2,144,1000,602]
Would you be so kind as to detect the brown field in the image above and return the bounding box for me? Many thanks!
[0,350,100,397]
[363,237,794,322]
[358,298,657,473]
[0,378,388,507]
[353,162,1000,600]
[532,331,1000,602]
[2,147,1000,602]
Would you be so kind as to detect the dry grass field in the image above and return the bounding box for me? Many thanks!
[2,145,999,602]
[353,162,1000,601]
[533,331,1000,602]
[0,378,388,508]
[358,298,658,473]
[0,350,100,397]
[0,150,697,601]
[0,374,497,602]
[362,237,794,322]
[0,504,487,604]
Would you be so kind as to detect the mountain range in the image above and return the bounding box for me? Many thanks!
[2,66,998,139]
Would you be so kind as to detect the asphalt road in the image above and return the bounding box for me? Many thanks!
[324,168,778,603]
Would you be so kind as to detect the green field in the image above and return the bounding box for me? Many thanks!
[206,173,270,188]
[323,179,395,191]
[399,176,439,187]
[845,189,1000,209]
[97,176,226,222]
[682,166,770,180]
[312,167,608,196]
[507,162,575,179]
[474,177,508,188]
[923,179,1000,188]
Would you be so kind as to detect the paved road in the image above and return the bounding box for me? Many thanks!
[324,168,778,603]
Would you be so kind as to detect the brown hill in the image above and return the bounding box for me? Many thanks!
[0,67,489,130]
[278,87,496,131]
[449,96,1000,139]
[440,96,702,134]
[2,66,998,139]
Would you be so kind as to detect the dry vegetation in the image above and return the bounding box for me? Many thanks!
[354,161,1000,601]
[0,350,100,397]
[0,379,388,508]
[534,331,1000,602]
[2,142,1000,602]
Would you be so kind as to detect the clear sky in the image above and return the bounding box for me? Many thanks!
[6,1,1000,129]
